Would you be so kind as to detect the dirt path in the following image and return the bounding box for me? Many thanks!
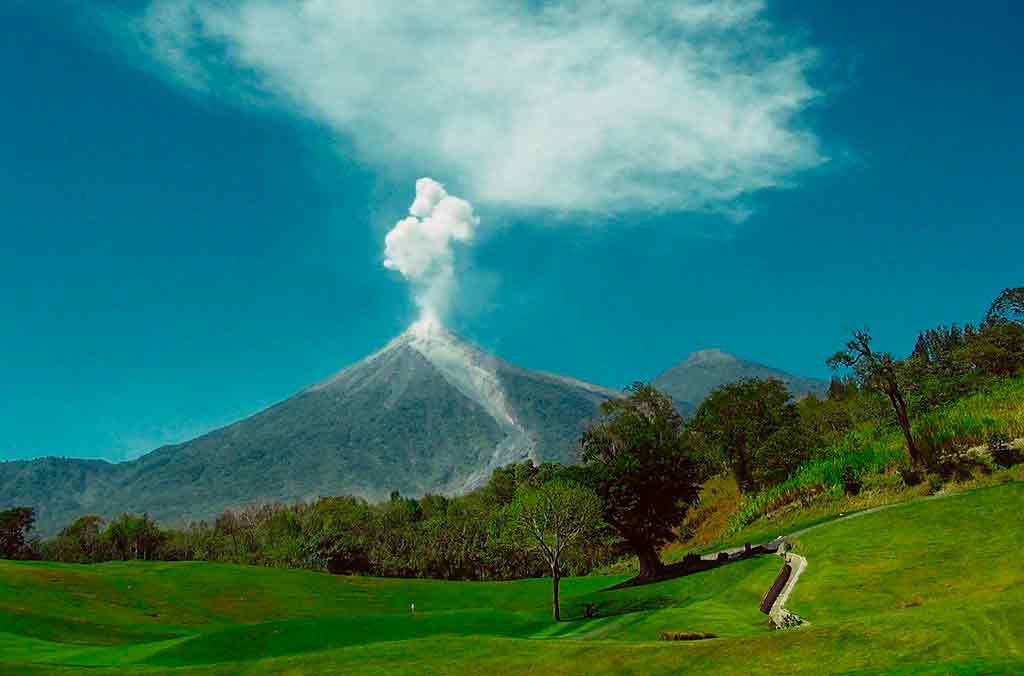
[784,489,955,541]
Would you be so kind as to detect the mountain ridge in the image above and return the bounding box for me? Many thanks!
[653,347,828,411]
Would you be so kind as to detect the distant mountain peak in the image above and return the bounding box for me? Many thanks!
[683,348,737,365]
[654,348,827,411]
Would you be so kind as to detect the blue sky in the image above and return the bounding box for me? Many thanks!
[2,1,1021,462]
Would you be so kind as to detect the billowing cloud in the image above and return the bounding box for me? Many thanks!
[114,0,825,216]
[384,178,479,324]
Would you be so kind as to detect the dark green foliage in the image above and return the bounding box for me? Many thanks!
[899,466,924,487]
[28,461,618,582]
[0,507,35,559]
[905,319,1024,415]
[580,383,704,579]
[46,515,107,563]
[104,513,165,561]
[985,286,1024,324]
[303,497,376,574]
[750,415,821,490]
[690,378,798,492]
[841,466,861,496]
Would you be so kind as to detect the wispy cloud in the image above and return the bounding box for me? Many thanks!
[109,0,825,215]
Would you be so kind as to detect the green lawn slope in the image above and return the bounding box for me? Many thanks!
[2,482,1022,674]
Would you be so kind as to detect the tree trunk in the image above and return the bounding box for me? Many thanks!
[887,388,920,467]
[636,542,663,580]
[551,569,561,622]
[734,449,754,493]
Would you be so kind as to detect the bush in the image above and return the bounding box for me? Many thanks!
[926,474,944,495]
[750,424,818,490]
[659,630,717,641]
[899,466,924,487]
[841,466,862,496]
[988,431,1023,468]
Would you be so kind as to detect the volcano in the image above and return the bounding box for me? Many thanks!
[0,322,619,534]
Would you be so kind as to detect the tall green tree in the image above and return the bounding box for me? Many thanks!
[504,481,602,621]
[55,515,105,563]
[302,496,375,575]
[104,513,164,561]
[690,378,797,492]
[580,383,703,580]
[828,329,921,467]
[0,507,35,559]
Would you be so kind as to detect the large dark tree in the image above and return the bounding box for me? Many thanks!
[0,507,36,559]
[690,378,797,493]
[580,383,703,580]
[828,329,921,467]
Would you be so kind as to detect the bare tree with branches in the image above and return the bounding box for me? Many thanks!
[828,329,921,466]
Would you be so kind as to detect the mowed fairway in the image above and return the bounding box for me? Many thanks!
[2,483,1023,675]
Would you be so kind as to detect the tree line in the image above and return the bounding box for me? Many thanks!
[3,286,1022,622]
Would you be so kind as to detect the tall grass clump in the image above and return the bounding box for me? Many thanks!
[914,377,1024,464]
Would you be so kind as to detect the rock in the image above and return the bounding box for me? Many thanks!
[770,609,804,629]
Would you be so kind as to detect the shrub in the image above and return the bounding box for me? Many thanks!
[988,431,1023,468]
[751,424,818,490]
[899,466,924,487]
[659,630,717,641]
[841,466,862,496]
[926,474,944,495]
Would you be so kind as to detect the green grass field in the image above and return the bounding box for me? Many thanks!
[2,482,1022,674]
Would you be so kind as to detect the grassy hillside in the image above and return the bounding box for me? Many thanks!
[2,482,1022,674]
[689,377,1024,551]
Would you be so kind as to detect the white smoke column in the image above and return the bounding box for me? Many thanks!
[384,178,479,325]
